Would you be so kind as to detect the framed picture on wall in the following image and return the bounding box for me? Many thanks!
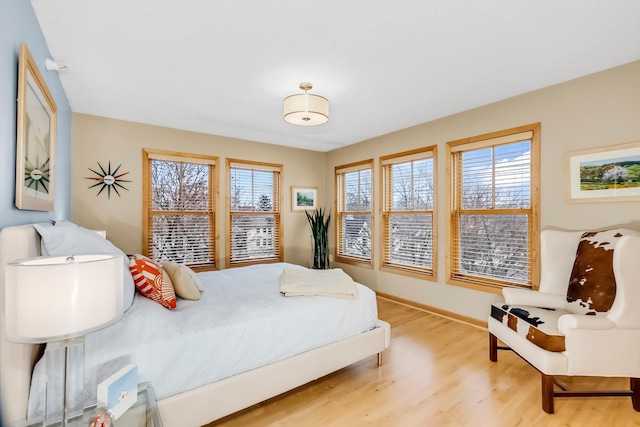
[15,43,57,211]
[566,140,640,203]
[291,186,317,211]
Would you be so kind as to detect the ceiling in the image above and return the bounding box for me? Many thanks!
[31,0,640,152]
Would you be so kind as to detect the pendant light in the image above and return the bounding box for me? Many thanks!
[283,82,329,126]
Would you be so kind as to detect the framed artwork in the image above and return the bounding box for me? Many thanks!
[15,43,57,211]
[291,186,317,211]
[566,141,640,203]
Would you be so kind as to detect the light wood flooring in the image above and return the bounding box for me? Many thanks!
[206,297,640,427]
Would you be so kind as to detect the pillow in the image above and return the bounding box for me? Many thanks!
[188,267,205,292]
[566,229,626,315]
[33,220,135,311]
[129,255,177,309]
[162,261,201,301]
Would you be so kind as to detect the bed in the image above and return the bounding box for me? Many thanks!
[0,223,390,427]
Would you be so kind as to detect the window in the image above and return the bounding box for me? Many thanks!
[227,159,282,267]
[447,123,540,291]
[335,160,373,266]
[381,147,436,278]
[143,149,218,271]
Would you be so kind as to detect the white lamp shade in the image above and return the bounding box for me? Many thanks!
[283,93,329,126]
[5,254,124,343]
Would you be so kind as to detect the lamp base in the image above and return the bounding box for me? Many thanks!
[44,337,85,426]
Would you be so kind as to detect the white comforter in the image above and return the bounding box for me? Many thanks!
[28,263,379,417]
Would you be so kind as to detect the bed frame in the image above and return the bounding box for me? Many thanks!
[0,224,391,426]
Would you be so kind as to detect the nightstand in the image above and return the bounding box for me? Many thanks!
[112,382,162,427]
[10,382,162,427]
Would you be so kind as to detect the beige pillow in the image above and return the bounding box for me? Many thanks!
[163,261,201,301]
[185,265,205,292]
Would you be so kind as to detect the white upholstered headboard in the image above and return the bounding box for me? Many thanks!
[0,224,45,424]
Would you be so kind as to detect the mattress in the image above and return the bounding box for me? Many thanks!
[28,263,379,417]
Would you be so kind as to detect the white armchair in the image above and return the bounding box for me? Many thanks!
[488,228,640,413]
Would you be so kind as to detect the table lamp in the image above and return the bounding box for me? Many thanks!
[5,254,124,426]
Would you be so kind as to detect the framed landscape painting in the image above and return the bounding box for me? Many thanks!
[291,186,317,211]
[566,141,640,203]
[15,43,57,211]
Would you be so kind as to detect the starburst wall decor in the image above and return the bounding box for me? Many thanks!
[86,161,131,199]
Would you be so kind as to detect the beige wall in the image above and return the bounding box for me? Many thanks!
[72,60,640,322]
[72,114,325,268]
[324,60,640,322]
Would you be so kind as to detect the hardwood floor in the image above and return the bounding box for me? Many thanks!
[206,297,640,426]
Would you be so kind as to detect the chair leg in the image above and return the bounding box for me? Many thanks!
[632,378,640,411]
[489,333,498,362]
[541,373,555,414]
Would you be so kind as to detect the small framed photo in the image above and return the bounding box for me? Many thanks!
[97,364,138,419]
[566,141,640,203]
[291,186,317,212]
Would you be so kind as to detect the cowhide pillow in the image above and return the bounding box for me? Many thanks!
[566,229,625,315]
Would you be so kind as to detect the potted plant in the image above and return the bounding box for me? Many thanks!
[305,208,331,269]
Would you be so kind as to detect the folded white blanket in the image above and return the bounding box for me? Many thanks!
[280,267,358,299]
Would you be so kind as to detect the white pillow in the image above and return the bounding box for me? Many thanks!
[33,221,135,311]
[162,261,202,300]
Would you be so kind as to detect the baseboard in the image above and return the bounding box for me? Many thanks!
[376,292,488,329]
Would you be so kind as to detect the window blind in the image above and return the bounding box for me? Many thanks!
[381,148,435,276]
[449,125,539,289]
[228,160,282,266]
[143,149,217,271]
[335,160,373,264]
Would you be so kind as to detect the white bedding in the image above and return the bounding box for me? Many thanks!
[28,263,379,418]
[280,267,358,299]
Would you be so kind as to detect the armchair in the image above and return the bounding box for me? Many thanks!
[488,228,640,413]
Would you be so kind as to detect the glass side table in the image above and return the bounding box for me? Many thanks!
[107,382,162,427]
[11,382,162,427]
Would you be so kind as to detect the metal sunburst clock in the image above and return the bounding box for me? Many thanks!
[86,161,131,199]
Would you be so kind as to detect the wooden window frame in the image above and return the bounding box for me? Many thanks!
[335,159,374,268]
[226,158,283,268]
[380,146,437,280]
[142,148,219,272]
[446,123,540,294]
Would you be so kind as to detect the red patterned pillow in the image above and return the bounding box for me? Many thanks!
[129,255,177,309]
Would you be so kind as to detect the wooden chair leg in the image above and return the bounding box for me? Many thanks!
[489,333,498,362]
[541,373,555,414]
[631,377,640,411]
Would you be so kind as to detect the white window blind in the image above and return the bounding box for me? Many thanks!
[228,160,282,266]
[144,150,217,270]
[449,126,539,289]
[336,160,373,264]
[381,148,435,276]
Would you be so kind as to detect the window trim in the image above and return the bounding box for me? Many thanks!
[335,159,374,268]
[446,123,540,294]
[226,158,284,268]
[142,148,219,271]
[379,146,437,280]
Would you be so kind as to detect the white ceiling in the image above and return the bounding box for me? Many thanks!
[31,0,640,152]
